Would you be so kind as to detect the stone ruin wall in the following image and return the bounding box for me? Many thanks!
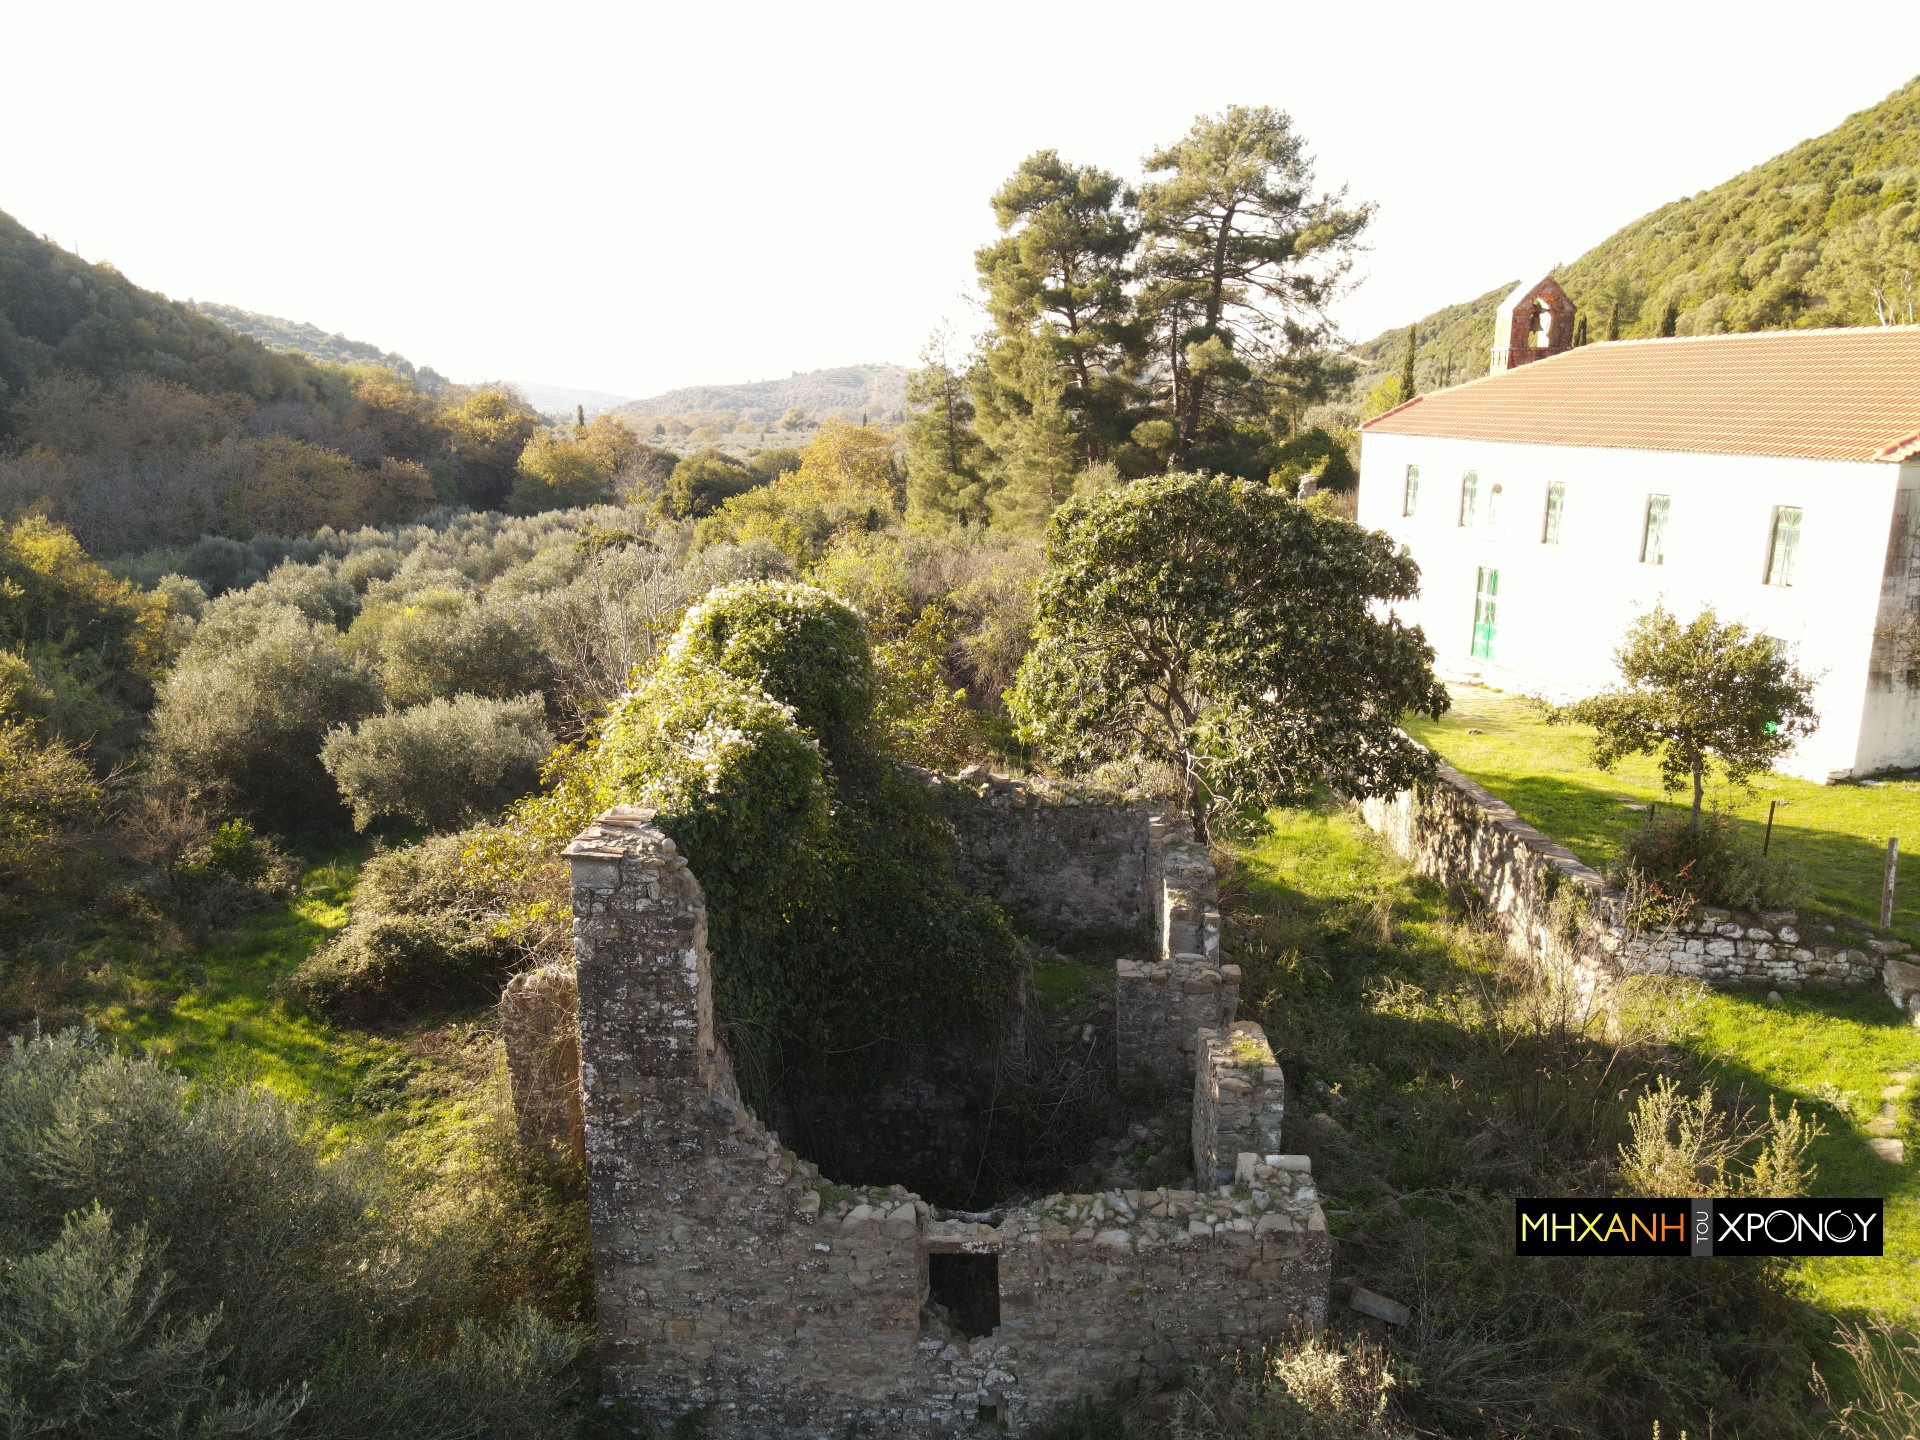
[535,794,1331,1437]
[1361,758,1920,1019]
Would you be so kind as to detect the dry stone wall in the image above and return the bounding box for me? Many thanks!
[1361,759,1920,1013]
[558,804,1331,1437]
[929,767,1151,940]
[1192,1023,1287,1190]
[500,963,585,1164]
[1117,822,1239,1088]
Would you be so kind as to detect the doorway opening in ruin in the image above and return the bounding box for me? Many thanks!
[927,1252,1000,1338]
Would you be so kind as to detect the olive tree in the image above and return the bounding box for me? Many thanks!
[1007,473,1448,839]
[1554,604,1818,821]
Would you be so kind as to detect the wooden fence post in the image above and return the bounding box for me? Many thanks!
[1882,836,1899,931]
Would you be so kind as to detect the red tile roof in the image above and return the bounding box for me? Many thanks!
[1362,326,1920,464]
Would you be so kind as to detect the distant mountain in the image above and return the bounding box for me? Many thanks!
[195,302,450,393]
[1353,75,1920,393]
[510,380,633,420]
[615,363,909,421]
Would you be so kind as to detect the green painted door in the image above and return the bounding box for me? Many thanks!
[1471,567,1498,660]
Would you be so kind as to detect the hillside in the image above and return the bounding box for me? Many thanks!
[1354,75,1920,391]
[195,301,451,393]
[614,362,908,422]
[0,209,325,427]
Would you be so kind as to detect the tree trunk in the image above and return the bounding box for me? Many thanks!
[1691,757,1704,824]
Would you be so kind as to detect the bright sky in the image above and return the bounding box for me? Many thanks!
[8,1,1918,400]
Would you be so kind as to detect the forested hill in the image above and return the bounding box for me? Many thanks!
[195,301,450,393]
[614,363,909,421]
[0,209,327,424]
[1353,75,1920,392]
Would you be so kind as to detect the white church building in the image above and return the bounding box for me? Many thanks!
[1357,278,1920,781]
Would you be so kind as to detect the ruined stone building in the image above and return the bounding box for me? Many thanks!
[506,773,1332,1436]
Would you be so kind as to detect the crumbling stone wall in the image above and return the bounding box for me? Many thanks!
[1192,1023,1287,1190]
[500,963,585,1164]
[928,767,1152,940]
[1361,760,1919,1009]
[1117,826,1238,1088]
[559,805,1331,1437]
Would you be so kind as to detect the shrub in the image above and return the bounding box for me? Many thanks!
[148,611,382,830]
[322,693,553,832]
[1166,1336,1410,1440]
[286,910,517,1018]
[0,721,104,916]
[284,833,521,1017]
[359,593,551,708]
[663,580,876,757]
[666,446,761,518]
[0,1029,586,1438]
[168,817,298,924]
[1611,810,1802,915]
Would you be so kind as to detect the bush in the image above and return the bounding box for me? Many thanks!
[284,833,520,1017]
[1611,811,1802,915]
[0,1029,586,1438]
[663,580,876,757]
[323,694,553,832]
[666,446,761,518]
[1166,1337,1410,1440]
[148,611,382,830]
[168,816,298,924]
[356,592,551,708]
[286,910,517,1018]
[0,721,105,916]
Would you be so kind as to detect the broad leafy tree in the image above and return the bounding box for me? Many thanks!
[1553,605,1818,821]
[1008,473,1447,839]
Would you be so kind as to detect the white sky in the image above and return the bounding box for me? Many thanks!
[6,1,1918,399]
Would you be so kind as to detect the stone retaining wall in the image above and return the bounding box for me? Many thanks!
[1361,760,1920,1009]
[558,805,1330,1437]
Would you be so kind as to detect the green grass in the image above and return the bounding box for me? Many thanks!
[1223,803,1837,1431]
[1406,685,1920,944]
[1680,987,1919,1319]
[74,852,497,1152]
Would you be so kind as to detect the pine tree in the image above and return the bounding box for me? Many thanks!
[903,345,996,529]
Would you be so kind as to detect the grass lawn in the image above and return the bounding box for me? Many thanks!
[1406,684,1920,945]
[1679,986,1919,1320]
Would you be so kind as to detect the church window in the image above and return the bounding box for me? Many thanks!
[1458,472,1478,526]
[1640,495,1670,565]
[1542,482,1565,544]
[1402,465,1420,517]
[1765,507,1801,586]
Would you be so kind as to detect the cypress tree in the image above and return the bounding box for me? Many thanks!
[1398,326,1416,400]
[1606,301,1621,341]
[1572,315,1588,347]
[1659,300,1679,337]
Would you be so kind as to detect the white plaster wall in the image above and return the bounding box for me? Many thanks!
[1856,464,1920,773]
[1356,432,1905,780]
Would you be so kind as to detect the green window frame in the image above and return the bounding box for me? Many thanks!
[1542,482,1565,544]
[1458,471,1478,526]
[1402,465,1420,517]
[1765,506,1801,586]
[1640,494,1670,565]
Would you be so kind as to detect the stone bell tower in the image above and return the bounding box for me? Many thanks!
[1490,274,1577,374]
